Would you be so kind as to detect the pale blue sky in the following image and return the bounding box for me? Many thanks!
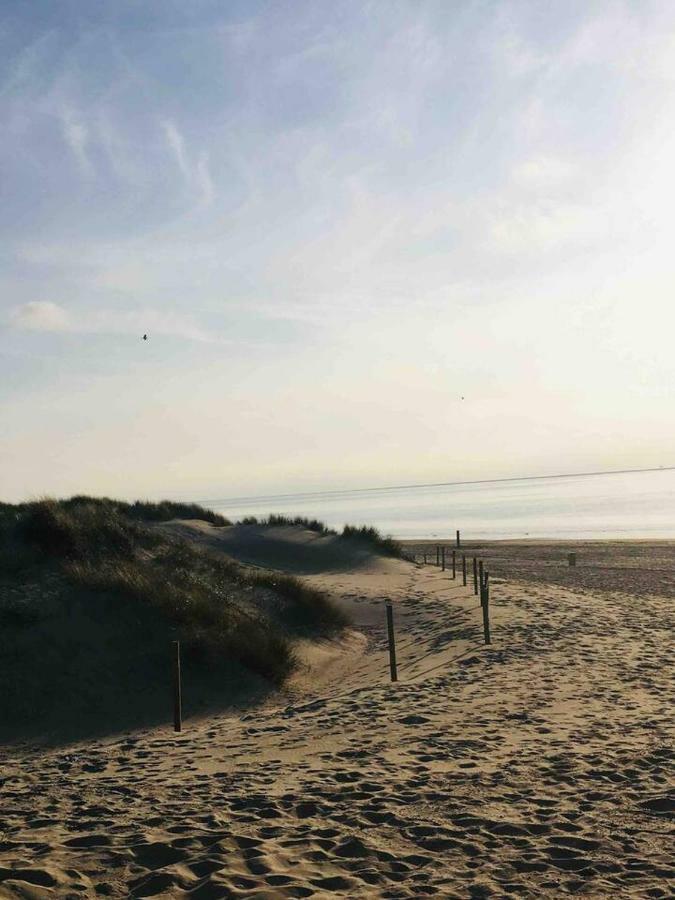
[2,1,675,503]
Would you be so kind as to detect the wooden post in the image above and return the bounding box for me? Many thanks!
[436,545,440,567]
[385,602,398,682]
[456,529,460,547]
[568,552,576,567]
[479,560,484,604]
[172,640,182,733]
[481,572,491,644]
[441,546,446,571]
[452,550,456,579]
[423,552,427,565]
[462,554,467,586]
[473,556,478,595]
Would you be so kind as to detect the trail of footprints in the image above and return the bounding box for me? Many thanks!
[1,580,673,897]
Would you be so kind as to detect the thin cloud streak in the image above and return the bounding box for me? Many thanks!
[9,301,227,345]
[59,106,92,175]
[161,118,216,207]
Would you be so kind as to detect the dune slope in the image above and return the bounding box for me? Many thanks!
[0,504,347,744]
[1,546,672,897]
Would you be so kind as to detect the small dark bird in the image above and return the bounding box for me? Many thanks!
[142,334,147,340]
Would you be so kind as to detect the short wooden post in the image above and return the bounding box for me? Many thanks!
[385,602,398,682]
[473,556,478,595]
[441,546,446,571]
[452,550,456,579]
[172,640,182,733]
[436,545,440,567]
[462,554,467,586]
[481,572,491,644]
[423,552,427,565]
[568,552,576,567]
[479,560,484,604]
[456,529,460,548]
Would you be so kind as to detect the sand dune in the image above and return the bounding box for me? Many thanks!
[157,521,379,575]
[1,538,673,897]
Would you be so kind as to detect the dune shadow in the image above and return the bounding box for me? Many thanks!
[164,523,385,575]
[0,585,276,749]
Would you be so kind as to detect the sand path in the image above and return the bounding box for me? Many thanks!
[1,555,673,898]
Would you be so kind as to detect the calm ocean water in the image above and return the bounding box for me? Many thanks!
[206,469,675,540]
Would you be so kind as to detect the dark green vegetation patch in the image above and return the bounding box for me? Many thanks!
[0,498,347,743]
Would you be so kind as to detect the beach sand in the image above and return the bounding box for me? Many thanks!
[0,535,673,897]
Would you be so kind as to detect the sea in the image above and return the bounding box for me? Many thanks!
[205,468,675,540]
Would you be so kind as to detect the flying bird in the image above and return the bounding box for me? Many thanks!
[142,334,147,341]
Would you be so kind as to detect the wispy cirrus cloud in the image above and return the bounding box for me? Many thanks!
[59,106,92,175]
[161,118,215,207]
[3,1,675,503]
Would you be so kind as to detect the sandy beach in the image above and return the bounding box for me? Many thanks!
[1,533,673,898]
[5,2,675,896]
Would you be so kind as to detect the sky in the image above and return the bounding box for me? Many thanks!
[2,0,675,505]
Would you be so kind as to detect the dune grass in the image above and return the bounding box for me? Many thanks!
[17,497,154,559]
[238,514,336,535]
[61,495,230,526]
[0,495,228,565]
[1,498,346,686]
[339,524,405,558]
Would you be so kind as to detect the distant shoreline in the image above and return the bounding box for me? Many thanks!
[401,537,675,545]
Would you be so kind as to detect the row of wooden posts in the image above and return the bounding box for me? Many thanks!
[385,543,491,683]
[171,535,491,730]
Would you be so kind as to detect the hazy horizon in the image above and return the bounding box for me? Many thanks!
[202,467,675,540]
[3,1,675,504]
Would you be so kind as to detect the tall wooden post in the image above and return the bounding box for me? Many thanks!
[452,550,456,579]
[456,529,460,547]
[172,640,182,733]
[436,545,440,567]
[462,554,467,586]
[479,561,484,604]
[473,556,478,595]
[482,572,491,644]
[386,602,398,683]
[441,546,446,571]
